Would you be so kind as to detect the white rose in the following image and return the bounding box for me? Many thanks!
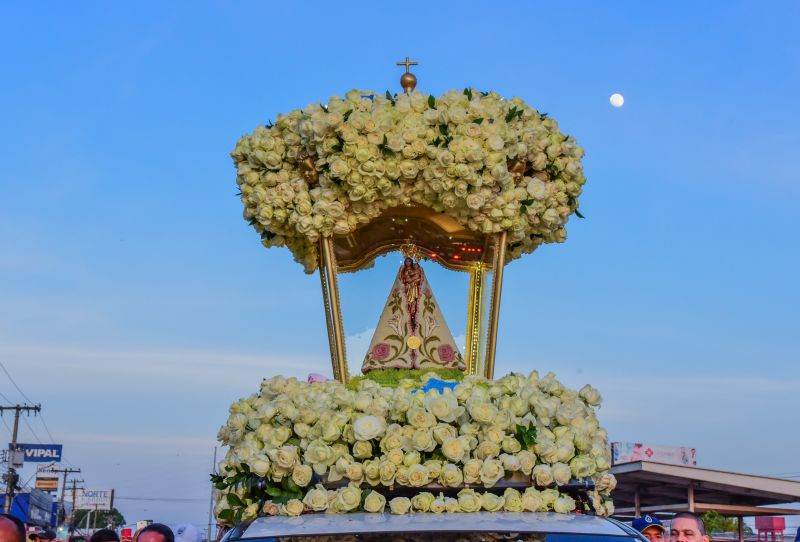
[363,490,386,513]
[533,464,555,487]
[352,415,386,441]
[282,499,304,516]
[526,177,547,199]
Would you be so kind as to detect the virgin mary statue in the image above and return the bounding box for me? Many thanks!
[362,257,465,372]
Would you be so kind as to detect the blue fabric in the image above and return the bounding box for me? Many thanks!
[416,378,458,393]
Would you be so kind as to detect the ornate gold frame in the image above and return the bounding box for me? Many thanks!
[318,213,507,382]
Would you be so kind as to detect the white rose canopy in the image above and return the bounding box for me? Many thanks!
[231,61,588,382]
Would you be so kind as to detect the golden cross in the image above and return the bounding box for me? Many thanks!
[396,56,418,74]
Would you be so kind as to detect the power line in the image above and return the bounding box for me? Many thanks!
[21,416,43,444]
[115,496,207,502]
[0,361,34,404]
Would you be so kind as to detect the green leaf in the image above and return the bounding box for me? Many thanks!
[505,106,518,123]
[575,209,585,219]
[343,109,353,121]
[520,199,534,206]
[217,509,233,522]
[540,112,549,120]
[320,104,328,112]
[439,124,449,136]
[385,90,396,105]
[226,493,243,507]
[266,487,283,498]
[428,95,436,108]
[473,117,483,125]
[463,88,473,100]
[284,478,301,493]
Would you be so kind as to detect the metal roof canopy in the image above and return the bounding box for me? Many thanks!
[611,461,800,518]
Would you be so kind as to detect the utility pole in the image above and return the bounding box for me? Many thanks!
[1,404,42,513]
[67,478,84,534]
[51,467,81,526]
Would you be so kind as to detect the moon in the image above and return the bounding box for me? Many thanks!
[610,93,624,108]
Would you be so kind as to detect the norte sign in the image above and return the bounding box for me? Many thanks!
[18,443,63,462]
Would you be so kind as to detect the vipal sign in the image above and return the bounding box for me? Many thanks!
[19,443,63,463]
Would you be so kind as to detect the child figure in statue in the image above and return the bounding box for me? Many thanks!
[362,257,465,372]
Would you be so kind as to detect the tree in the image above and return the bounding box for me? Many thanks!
[72,508,126,529]
[701,511,753,534]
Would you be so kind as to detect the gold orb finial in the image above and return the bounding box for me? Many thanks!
[396,56,418,94]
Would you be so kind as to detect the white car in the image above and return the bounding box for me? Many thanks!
[222,512,644,542]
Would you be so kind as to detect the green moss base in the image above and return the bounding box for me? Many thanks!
[347,368,465,390]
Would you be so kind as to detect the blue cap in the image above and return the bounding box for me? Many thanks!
[632,515,666,534]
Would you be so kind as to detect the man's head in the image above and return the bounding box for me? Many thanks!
[670,512,709,542]
[138,525,174,542]
[0,514,25,542]
[633,515,667,542]
[90,530,120,542]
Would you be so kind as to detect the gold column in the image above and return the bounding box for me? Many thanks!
[483,231,507,380]
[465,264,486,376]
[318,255,338,377]
[319,237,348,383]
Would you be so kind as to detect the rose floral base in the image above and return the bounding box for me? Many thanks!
[213,370,616,524]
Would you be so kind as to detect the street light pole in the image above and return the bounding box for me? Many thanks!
[1,404,42,513]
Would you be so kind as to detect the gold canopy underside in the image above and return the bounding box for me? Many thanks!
[332,206,495,273]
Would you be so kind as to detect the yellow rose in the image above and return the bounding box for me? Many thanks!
[302,486,329,512]
[500,453,522,472]
[395,465,409,486]
[305,440,335,474]
[406,407,435,428]
[411,492,435,512]
[432,423,458,444]
[481,492,504,512]
[423,390,463,422]
[501,436,522,454]
[483,427,505,444]
[403,450,422,467]
[291,464,313,487]
[345,462,364,482]
[251,457,270,477]
[269,445,299,470]
[386,449,404,466]
[521,488,543,512]
[457,489,482,513]
[411,428,436,452]
[475,440,501,459]
[363,459,381,485]
[423,460,443,478]
[480,458,505,487]
[533,464,555,487]
[352,440,373,460]
[553,495,576,514]
[380,431,404,452]
[444,497,460,513]
[378,460,397,485]
[335,484,362,512]
[282,499,304,517]
[363,490,386,513]
[441,437,467,463]
[540,488,559,510]
[467,402,497,424]
[405,464,429,487]
[502,488,524,512]
[389,496,412,515]
[439,463,464,488]
[552,462,571,485]
[463,458,483,484]
[430,495,447,513]
[261,501,280,516]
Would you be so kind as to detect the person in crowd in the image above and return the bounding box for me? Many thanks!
[38,532,55,542]
[670,512,710,542]
[0,514,25,542]
[90,530,120,542]
[633,515,667,542]
[173,525,200,542]
[138,525,174,542]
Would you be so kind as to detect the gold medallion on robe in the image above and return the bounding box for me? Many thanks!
[406,335,422,350]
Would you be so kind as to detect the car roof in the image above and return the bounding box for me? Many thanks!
[232,512,636,539]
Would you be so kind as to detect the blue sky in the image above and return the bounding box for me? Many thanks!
[1,0,799,532]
